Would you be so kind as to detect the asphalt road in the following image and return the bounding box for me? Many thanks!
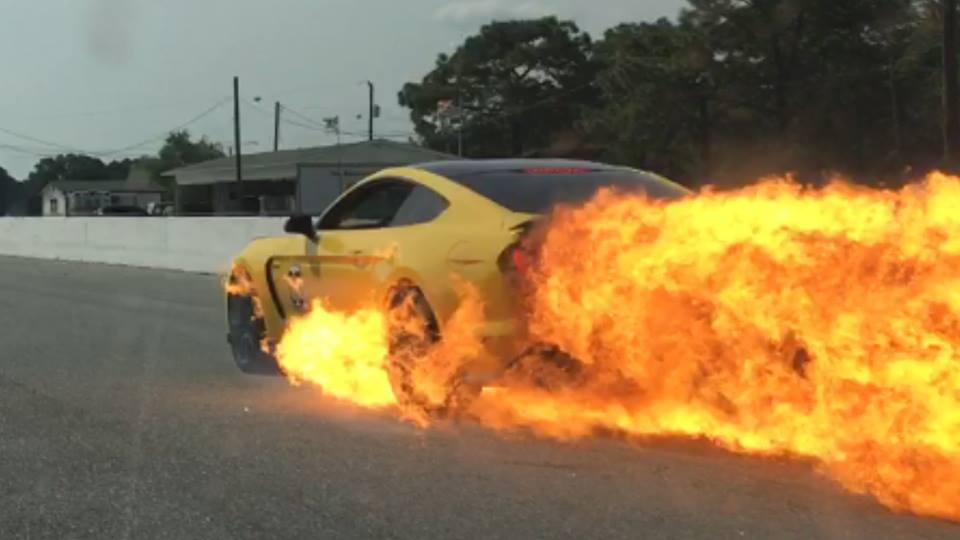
[0,255,956,540]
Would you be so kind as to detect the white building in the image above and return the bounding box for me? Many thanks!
[40,180,164,216]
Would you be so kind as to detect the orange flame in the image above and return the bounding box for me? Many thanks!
[225,263,265,320]
[476,172,960,521]
[266,172,960,522]
[272,283,487,422]
[275,300,396,408]
[224,264,256,297]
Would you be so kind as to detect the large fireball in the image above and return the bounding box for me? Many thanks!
[264,172,960,522]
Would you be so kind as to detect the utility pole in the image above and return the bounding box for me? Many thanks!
[366,81,375,141]
[274,101,281,152]
[944,0,960,165]
[456,84,463,157]
[233,76,243,195]
[337,125,343,188]
[455,58,464,157]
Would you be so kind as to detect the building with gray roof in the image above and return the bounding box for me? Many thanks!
[165,139,457,215]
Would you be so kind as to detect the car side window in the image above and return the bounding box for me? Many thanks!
[390,185,449,227]
[317,180,414,230]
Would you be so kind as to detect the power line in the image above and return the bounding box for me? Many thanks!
[241,98,274,119]
[279,104,412,138]
[0,97,413,167]
[94,98,231,157]
[1,98,234,156]
[0,144,59,158]
[281,105,328,130]
[295,104,342,112]
[242,99,312,143]
[0,126,87,153]
[282,118,326,132]
[1,99,231,159]
[0,143,161,161]
[279,118,412,139]
[0,94,231,121]
[279,106,389,138]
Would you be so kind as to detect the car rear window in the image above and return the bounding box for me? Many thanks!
[452,168,690,214]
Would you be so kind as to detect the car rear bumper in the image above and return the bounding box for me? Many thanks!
[474,318,521,339]
[452,317,525,385]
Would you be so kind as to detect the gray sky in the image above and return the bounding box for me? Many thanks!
[0,0,686,178]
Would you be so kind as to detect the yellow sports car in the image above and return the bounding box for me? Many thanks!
[226,159,689,403]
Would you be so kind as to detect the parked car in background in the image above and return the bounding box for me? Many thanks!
[95,205,150,216]
[147,202,175,216]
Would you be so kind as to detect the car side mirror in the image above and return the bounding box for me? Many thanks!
[284,214,318,242]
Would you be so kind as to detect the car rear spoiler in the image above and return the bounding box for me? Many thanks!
[505,214,543,235]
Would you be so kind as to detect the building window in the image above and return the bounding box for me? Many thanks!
[49,199,59,214]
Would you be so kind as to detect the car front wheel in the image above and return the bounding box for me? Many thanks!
[227,294,279,375]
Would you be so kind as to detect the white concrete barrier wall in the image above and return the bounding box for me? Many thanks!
[0,217,287,274]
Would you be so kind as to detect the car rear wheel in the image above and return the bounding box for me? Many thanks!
[386,286,479,416]
[227,294,279,375]
[386,286,440,412]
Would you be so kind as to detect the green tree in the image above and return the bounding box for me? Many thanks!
[7,154,135,214]
[143,130,225,192]
[584,18,720,181]
[0,166,15,216]
[940,0,960,164]
[399,17,599,157]
[25,154,129,184]
[585,0,933,185]
[156,130,224,168]
[104,158,135,180]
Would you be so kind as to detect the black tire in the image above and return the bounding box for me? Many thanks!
[385,286,479,416]
[503,343,586,390]
[227,294,280,375]
[386,287,439,411]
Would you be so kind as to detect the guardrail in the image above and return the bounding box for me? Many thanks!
[0,217,287,274]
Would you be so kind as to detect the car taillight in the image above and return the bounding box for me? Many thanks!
[511,246,532,273]
[499,243,532,274]
[499,218,543,276]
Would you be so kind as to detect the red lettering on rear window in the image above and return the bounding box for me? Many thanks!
[524,167,592,175]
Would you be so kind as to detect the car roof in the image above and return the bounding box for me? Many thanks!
[412,159,625,178]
